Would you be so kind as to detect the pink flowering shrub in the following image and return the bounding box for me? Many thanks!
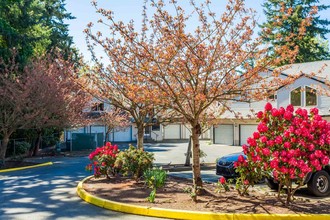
[86,142,119,178]
[215,176,230,193]
[236,103,330,205]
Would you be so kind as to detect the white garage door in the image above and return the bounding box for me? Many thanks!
[240,124,258,146]
[214,125,234,145]
[164,124,181,139]
[112,126,132,142]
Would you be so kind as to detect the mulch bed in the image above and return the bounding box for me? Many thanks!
[83,175,330,214]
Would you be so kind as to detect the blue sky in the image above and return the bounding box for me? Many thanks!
[65,0,330,62]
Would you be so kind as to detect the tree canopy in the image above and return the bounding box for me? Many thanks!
[260,0,330,63]
[0,0,75,64]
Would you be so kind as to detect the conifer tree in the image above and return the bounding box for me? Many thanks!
[260,0,330,63]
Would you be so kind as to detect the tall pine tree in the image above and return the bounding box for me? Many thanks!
[0,0,75,65]
[260,0,330,64]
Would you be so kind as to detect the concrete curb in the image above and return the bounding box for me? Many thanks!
[77,176,330,220]
[0,162,53,173]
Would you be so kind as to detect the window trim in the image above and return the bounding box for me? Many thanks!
[290,86,302,107]
[289,86,318,107]
[305,86,318,107]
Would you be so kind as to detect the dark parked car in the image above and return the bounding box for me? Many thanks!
[216,152,246,178]
[216,153,330,197]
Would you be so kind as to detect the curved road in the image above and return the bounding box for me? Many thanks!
[0,157,163,220]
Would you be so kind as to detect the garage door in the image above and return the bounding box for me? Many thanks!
[164,124,181,139]
[214,125,234,145]
[240,124,258,146]
[112,126,132,142]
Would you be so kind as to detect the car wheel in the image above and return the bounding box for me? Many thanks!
[307,170,330,197]
[265,178,279,190]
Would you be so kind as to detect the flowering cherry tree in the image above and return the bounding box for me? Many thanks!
[84,0,311,199]
[236,103,330,205]
[0,52,89,164]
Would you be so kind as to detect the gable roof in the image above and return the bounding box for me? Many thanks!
[280,60,330,81]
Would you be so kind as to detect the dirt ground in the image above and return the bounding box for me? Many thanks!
[83,176,330,214]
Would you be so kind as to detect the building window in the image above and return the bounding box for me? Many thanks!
[306,86,317,106]
[290,87,302,106]
[152,123,160,131]
[144,126,151,136]
[91,103,104,111]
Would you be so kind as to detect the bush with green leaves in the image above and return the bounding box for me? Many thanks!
[143,167,167,203]
[15,141,31,155]
[115,145,154,180]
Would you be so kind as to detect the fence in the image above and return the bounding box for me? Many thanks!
[71,133,104,151]
[3,133,62,158]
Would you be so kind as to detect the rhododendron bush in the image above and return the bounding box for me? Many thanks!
[236,103,330,205]
[86,142,119,178]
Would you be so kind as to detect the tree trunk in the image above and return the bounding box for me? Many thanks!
[105,131,110,144]
[34,131,42,156]
[136,123,144,149]
[191,124,203,201]
[0,134,10,167]
[30,130,42,157]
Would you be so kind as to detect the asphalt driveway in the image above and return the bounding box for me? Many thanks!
[0,141,242,220]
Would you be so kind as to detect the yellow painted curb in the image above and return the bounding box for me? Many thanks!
[77,176,330,220]
[0,162,53,173]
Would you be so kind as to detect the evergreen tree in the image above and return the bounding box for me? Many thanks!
[0,0,75,64]
[260,0,330,63]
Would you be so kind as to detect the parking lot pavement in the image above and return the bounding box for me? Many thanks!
[143,140,243,165]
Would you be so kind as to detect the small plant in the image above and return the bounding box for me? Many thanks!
[143,167,167,203]
[215,177,230,193]
[183,186,192,194]
[115,145,154,180]
[86,142,119,178]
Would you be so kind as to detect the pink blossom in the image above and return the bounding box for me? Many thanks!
[219,177,226,184]
[284,142,291,149]
[286,104,294,112]
[238,155,245,163]
[257,111,263,119]
[265,102,273,111]
[271,108,280,117]
[253,132,260,139]
[257,123,268,133]
[260,136,268,143]
[283,111,293,120]
[275,136,283,144]
[262,148,271,156]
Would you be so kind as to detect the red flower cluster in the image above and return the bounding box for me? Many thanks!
[88,142,118,160]
[240,103,330,183]
[86,142,119,178]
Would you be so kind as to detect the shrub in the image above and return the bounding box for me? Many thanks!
[15,141,31,155]
[115,145,154,180]
[236,103,330,205]
[143,167,167,203]
[215,176,230,193]
[86,142,119,178]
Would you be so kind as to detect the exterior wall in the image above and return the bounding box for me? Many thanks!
[277,77,321,108]
[151,127,163,141]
